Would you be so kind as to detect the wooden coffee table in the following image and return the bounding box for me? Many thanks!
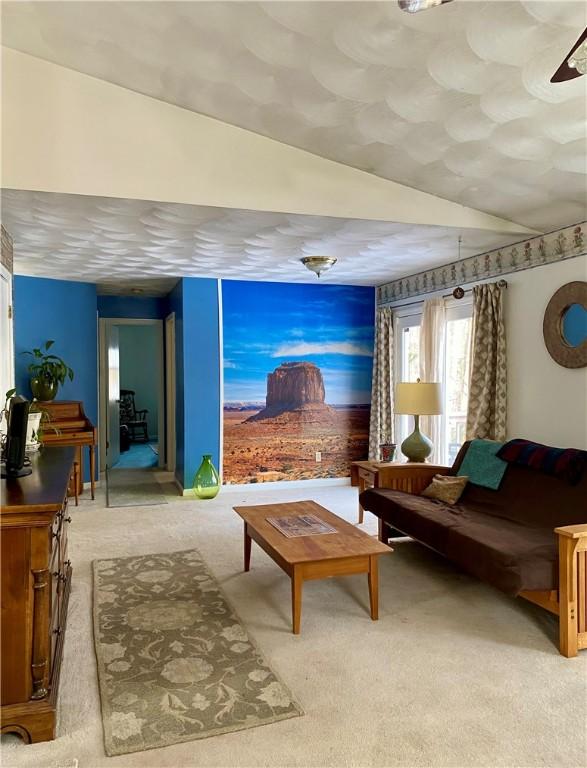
[233,500,391,634]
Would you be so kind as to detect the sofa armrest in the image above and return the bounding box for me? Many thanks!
[376,464,451,495]
[555,524,587,539]
[555,524,587,657]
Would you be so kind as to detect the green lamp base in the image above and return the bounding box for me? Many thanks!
[400,415,433,463]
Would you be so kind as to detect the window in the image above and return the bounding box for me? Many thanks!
[395,301,472,465]
[395,312,422,454]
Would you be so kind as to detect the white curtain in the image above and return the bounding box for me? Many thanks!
[368,307,394,460]
[419,298,446,464]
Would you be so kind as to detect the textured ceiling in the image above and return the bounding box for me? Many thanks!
[2,0,586,233]
[1,190,522,295]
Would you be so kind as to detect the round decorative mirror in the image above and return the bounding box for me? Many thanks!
[561,303,587,348]
[543,281,587,368]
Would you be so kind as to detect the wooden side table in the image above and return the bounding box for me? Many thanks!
[351,460,450,524]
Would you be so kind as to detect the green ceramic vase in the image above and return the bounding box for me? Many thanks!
[30,376,58,402]
[193,455,220,499]
[400,415,433,463]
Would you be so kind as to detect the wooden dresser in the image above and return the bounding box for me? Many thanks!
[1,447,75,743]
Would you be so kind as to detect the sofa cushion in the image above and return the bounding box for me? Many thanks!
[445,514,557,595]
[359,488,461,555]
[452,441,587,529]
[359,487,558,595]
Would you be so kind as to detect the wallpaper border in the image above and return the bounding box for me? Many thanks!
[377,222,586,306]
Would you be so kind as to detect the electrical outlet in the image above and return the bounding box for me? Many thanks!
[315,451,322,463]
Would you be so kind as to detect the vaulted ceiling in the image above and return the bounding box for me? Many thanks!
[1,0,586,291]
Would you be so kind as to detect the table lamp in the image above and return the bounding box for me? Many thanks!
[395,379,442,462]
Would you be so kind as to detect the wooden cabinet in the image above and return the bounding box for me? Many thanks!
[1,447,75,743]
[37,401,97,500]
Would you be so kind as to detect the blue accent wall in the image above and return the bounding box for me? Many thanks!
[168,280,185,486]
[13,276,98,480]
[182,278,221,489]
[97,294,170,320]
[167,278,220,490]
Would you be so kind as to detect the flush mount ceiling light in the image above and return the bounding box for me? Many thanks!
[300,256,337,278]
[398,0,453,13]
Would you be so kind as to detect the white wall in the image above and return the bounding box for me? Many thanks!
[506,255,587,448]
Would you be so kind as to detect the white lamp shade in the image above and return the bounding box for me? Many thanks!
[395,381,442,415]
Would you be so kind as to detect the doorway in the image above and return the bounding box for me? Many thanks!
[99,318,173,503]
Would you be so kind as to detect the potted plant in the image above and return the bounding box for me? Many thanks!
[379,438,397,463]
[22,340,74,401]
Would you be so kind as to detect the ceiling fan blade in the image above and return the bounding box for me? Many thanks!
[398,0,454,13]
[550,28,587,83]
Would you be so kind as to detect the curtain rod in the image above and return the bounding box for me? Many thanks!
[380,279,508,311]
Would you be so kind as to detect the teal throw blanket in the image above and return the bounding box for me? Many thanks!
[457,439,507,490]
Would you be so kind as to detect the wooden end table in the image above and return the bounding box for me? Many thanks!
[233,500,391,634]
[351,460,450,524]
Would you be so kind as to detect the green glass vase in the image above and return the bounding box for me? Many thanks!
[193,455,220,499]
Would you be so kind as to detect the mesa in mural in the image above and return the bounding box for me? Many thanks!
[222,280,374,484]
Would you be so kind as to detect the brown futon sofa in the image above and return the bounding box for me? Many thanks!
[359,441,587,657]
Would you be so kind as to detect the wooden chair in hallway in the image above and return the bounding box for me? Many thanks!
[119,389,149,443]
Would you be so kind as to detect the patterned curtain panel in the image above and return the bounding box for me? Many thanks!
[466,283,507,441]
[420,298,446,464]
[368,307,394,460]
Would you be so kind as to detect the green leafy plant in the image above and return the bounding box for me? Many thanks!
[4,388,43,415]
[23,340,74,387]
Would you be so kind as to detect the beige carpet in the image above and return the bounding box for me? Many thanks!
[2,479,585,768]
[106,469,169,507]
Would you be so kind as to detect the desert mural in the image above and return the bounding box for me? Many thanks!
[222,280,375,484]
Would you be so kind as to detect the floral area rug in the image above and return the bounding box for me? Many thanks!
[93,549,303,756]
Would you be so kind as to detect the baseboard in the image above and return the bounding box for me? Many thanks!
[83,480,101,490]
[181,477,351,497]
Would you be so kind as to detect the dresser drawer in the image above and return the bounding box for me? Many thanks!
[50,564,60,614]
[51,509,63,540]
[50,601,61,677]
[60,513,70,564]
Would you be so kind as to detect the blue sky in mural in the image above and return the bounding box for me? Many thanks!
[222,280,375,405]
